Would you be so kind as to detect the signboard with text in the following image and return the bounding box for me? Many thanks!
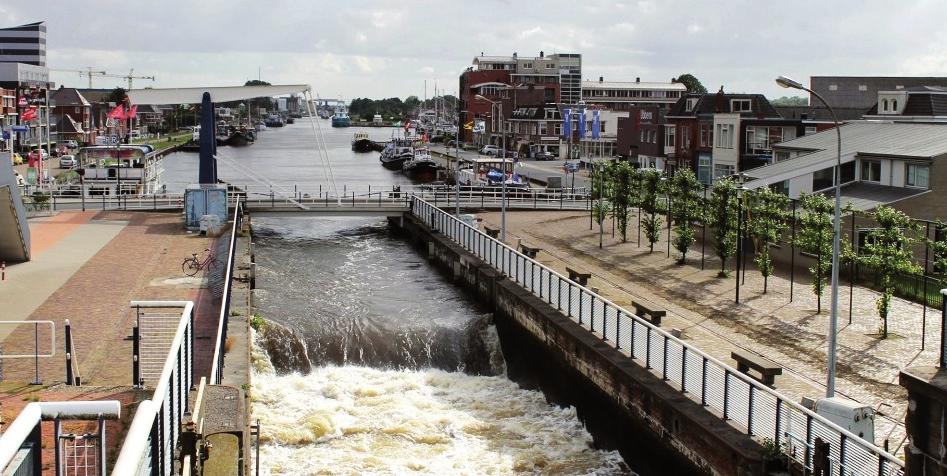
[95,135,120,146]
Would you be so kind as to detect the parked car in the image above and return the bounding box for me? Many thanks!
[535,151,556,161]
[62,140,79,149]
[481,145,499,156]
[59,155,77,169]
[10,152,23,165]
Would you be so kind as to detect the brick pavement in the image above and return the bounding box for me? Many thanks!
[479,210,935,453]
[1,212,224,387]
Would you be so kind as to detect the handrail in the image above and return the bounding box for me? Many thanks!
[411,197,905,475]
[113,301,194,476]
[209,201,242,385]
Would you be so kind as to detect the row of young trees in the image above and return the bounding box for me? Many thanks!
[590,162,947,338]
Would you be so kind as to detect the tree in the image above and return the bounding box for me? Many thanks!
[747,187,790,293]
[670,169,703,264]
[640,169,664,253]
[795,193,835,313]
[675,74,708,94]
[593,200,612,248]
[770,96,808,107]
[611,162,637,242]
[710,178,739,277]
[244,80,272,87]
[858,206,922,338]
[930,222,947,276]
[107,87,127,105]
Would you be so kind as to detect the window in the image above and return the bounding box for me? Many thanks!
[829,84,838,91]
[681,126,690,149]
[650,130,657,143]
[805,126,818,135]
[713,163,735,179]
[686,98,698,111]
[697,154,712,184]
[882,99,888,112]
[892,99,898,111]
[859,85,868,91]
[74,107,80,113]
[554,123,562,135]
[715,124,734,148]
[906,163,930,188]
[731,99,752,112]
[813,167,835,191]
[640,130,646,143]
[775,151,790,162]
[699,123,712,147]
[665,125,676,147]
[861,160,881,182]
[545,63,555,69]
[522,63,533,69]
[538,122,547,135]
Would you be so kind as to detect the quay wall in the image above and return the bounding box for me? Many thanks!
[394,214,769,476]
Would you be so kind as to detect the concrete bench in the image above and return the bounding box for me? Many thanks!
[731,350,782,386]
[483,225,500,239]
[519,243,542,259]
[566,266,591,286]
[631,301,666,327]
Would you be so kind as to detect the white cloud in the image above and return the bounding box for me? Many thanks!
[519,26,544,39]
[686,23,703,34]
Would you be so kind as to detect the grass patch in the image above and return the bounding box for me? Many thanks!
[250,314,266,331]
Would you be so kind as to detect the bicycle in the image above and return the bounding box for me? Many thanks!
[182,248,217,276]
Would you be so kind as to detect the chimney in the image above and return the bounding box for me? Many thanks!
[599,76,604,83]
[636,77,640,83]
[513,52,517,59]
[540,50,544,58]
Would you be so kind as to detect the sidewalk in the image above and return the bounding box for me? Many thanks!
[0,211,223,386]
[479,209,932,452]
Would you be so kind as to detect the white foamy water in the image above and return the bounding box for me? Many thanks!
[253,365,630,475]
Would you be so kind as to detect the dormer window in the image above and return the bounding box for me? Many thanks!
[882,99,889,112]
[892,99,898,111]
[686,98,698,112]
[731,99,751,112]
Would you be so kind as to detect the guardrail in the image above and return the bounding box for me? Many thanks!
[411,197,904,476]
[112,301,195,476]
[209,201,243,385]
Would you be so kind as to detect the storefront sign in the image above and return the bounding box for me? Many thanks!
[639,110,653,121]
[95,135,120,146]
[540,136,558,142]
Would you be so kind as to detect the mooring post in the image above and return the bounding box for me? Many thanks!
[65,319,74,385]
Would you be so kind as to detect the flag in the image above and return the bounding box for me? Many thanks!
[21,107,37,122]
[591,110,601,140]
[464,121,473,130]
[404,120,411,132]
[126,105,138,119]
[108,105,126,120]
[578,109,587,139]
[562,108,572,138]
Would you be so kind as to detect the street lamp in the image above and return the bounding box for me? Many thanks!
[776,74,843,398]
[475,94,507,241]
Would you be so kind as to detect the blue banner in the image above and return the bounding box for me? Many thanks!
[562,108,571,137]
[591,110,601,140]
[578,109,587,139]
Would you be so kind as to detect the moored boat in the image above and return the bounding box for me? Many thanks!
[351,132,373,152]
[331,104,351,128]
[379,137,415,170]
[402,147,439,180]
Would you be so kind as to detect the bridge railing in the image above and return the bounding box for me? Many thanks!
[113,301,195,476]
[209,201,243,385]
[411,197,904,476]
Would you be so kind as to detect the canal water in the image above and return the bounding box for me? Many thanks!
[164,121,632,474]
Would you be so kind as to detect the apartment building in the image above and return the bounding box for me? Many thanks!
[581,77,687,111]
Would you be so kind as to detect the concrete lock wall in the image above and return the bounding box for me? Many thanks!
[393,215,768,476]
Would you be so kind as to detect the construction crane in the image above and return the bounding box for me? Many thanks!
[49,67,156,90]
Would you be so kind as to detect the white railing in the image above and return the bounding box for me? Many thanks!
[411,197,905,476]
[209,202,242,385]
[113,301,194,476]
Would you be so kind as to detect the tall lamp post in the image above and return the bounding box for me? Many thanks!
[475,94,506,241]
[776,75,843,397]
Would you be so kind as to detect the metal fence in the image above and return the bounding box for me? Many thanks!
[411,197,905,476]
[209,202,242,385]
[112,301,195,476]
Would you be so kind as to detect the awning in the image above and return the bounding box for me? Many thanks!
[127,84,311,105]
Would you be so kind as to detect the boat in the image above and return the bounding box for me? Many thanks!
[351,132,373,152]
[456,157,530,190]
[402,147,439,180]
[264,114,284,128]
[379,137,415,170]
[75,145,164,195]
[216,125,255,147]
[372,114,383,126]
[331,104,351,128]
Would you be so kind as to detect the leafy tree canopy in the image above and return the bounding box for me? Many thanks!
[674,74,708,94]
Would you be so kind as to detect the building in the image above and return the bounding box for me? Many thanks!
[810,76,947,110]
[0,62,52,152]
[49,87,92,145]
[616,106,673,170]
[666,89,800,183]
[460,51,581,143]
[862,86,947,122]
[503,103,562,158]
[744,121,947,222]
[581,77,687,111]
[0,22,46,67]
[773,105,865,135]
[0,88,15,150]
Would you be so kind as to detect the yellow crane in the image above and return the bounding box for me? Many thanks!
[50,67,156,90]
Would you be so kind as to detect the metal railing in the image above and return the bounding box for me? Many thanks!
[209,202,243,385]
[112,301,195,476]
[411,197,905,476]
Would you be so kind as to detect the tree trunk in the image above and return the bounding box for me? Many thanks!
[764,275,768,294]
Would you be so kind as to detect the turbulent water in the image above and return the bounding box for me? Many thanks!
[185,122,630,474]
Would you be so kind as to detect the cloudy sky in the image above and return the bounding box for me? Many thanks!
[5,0,946,100]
